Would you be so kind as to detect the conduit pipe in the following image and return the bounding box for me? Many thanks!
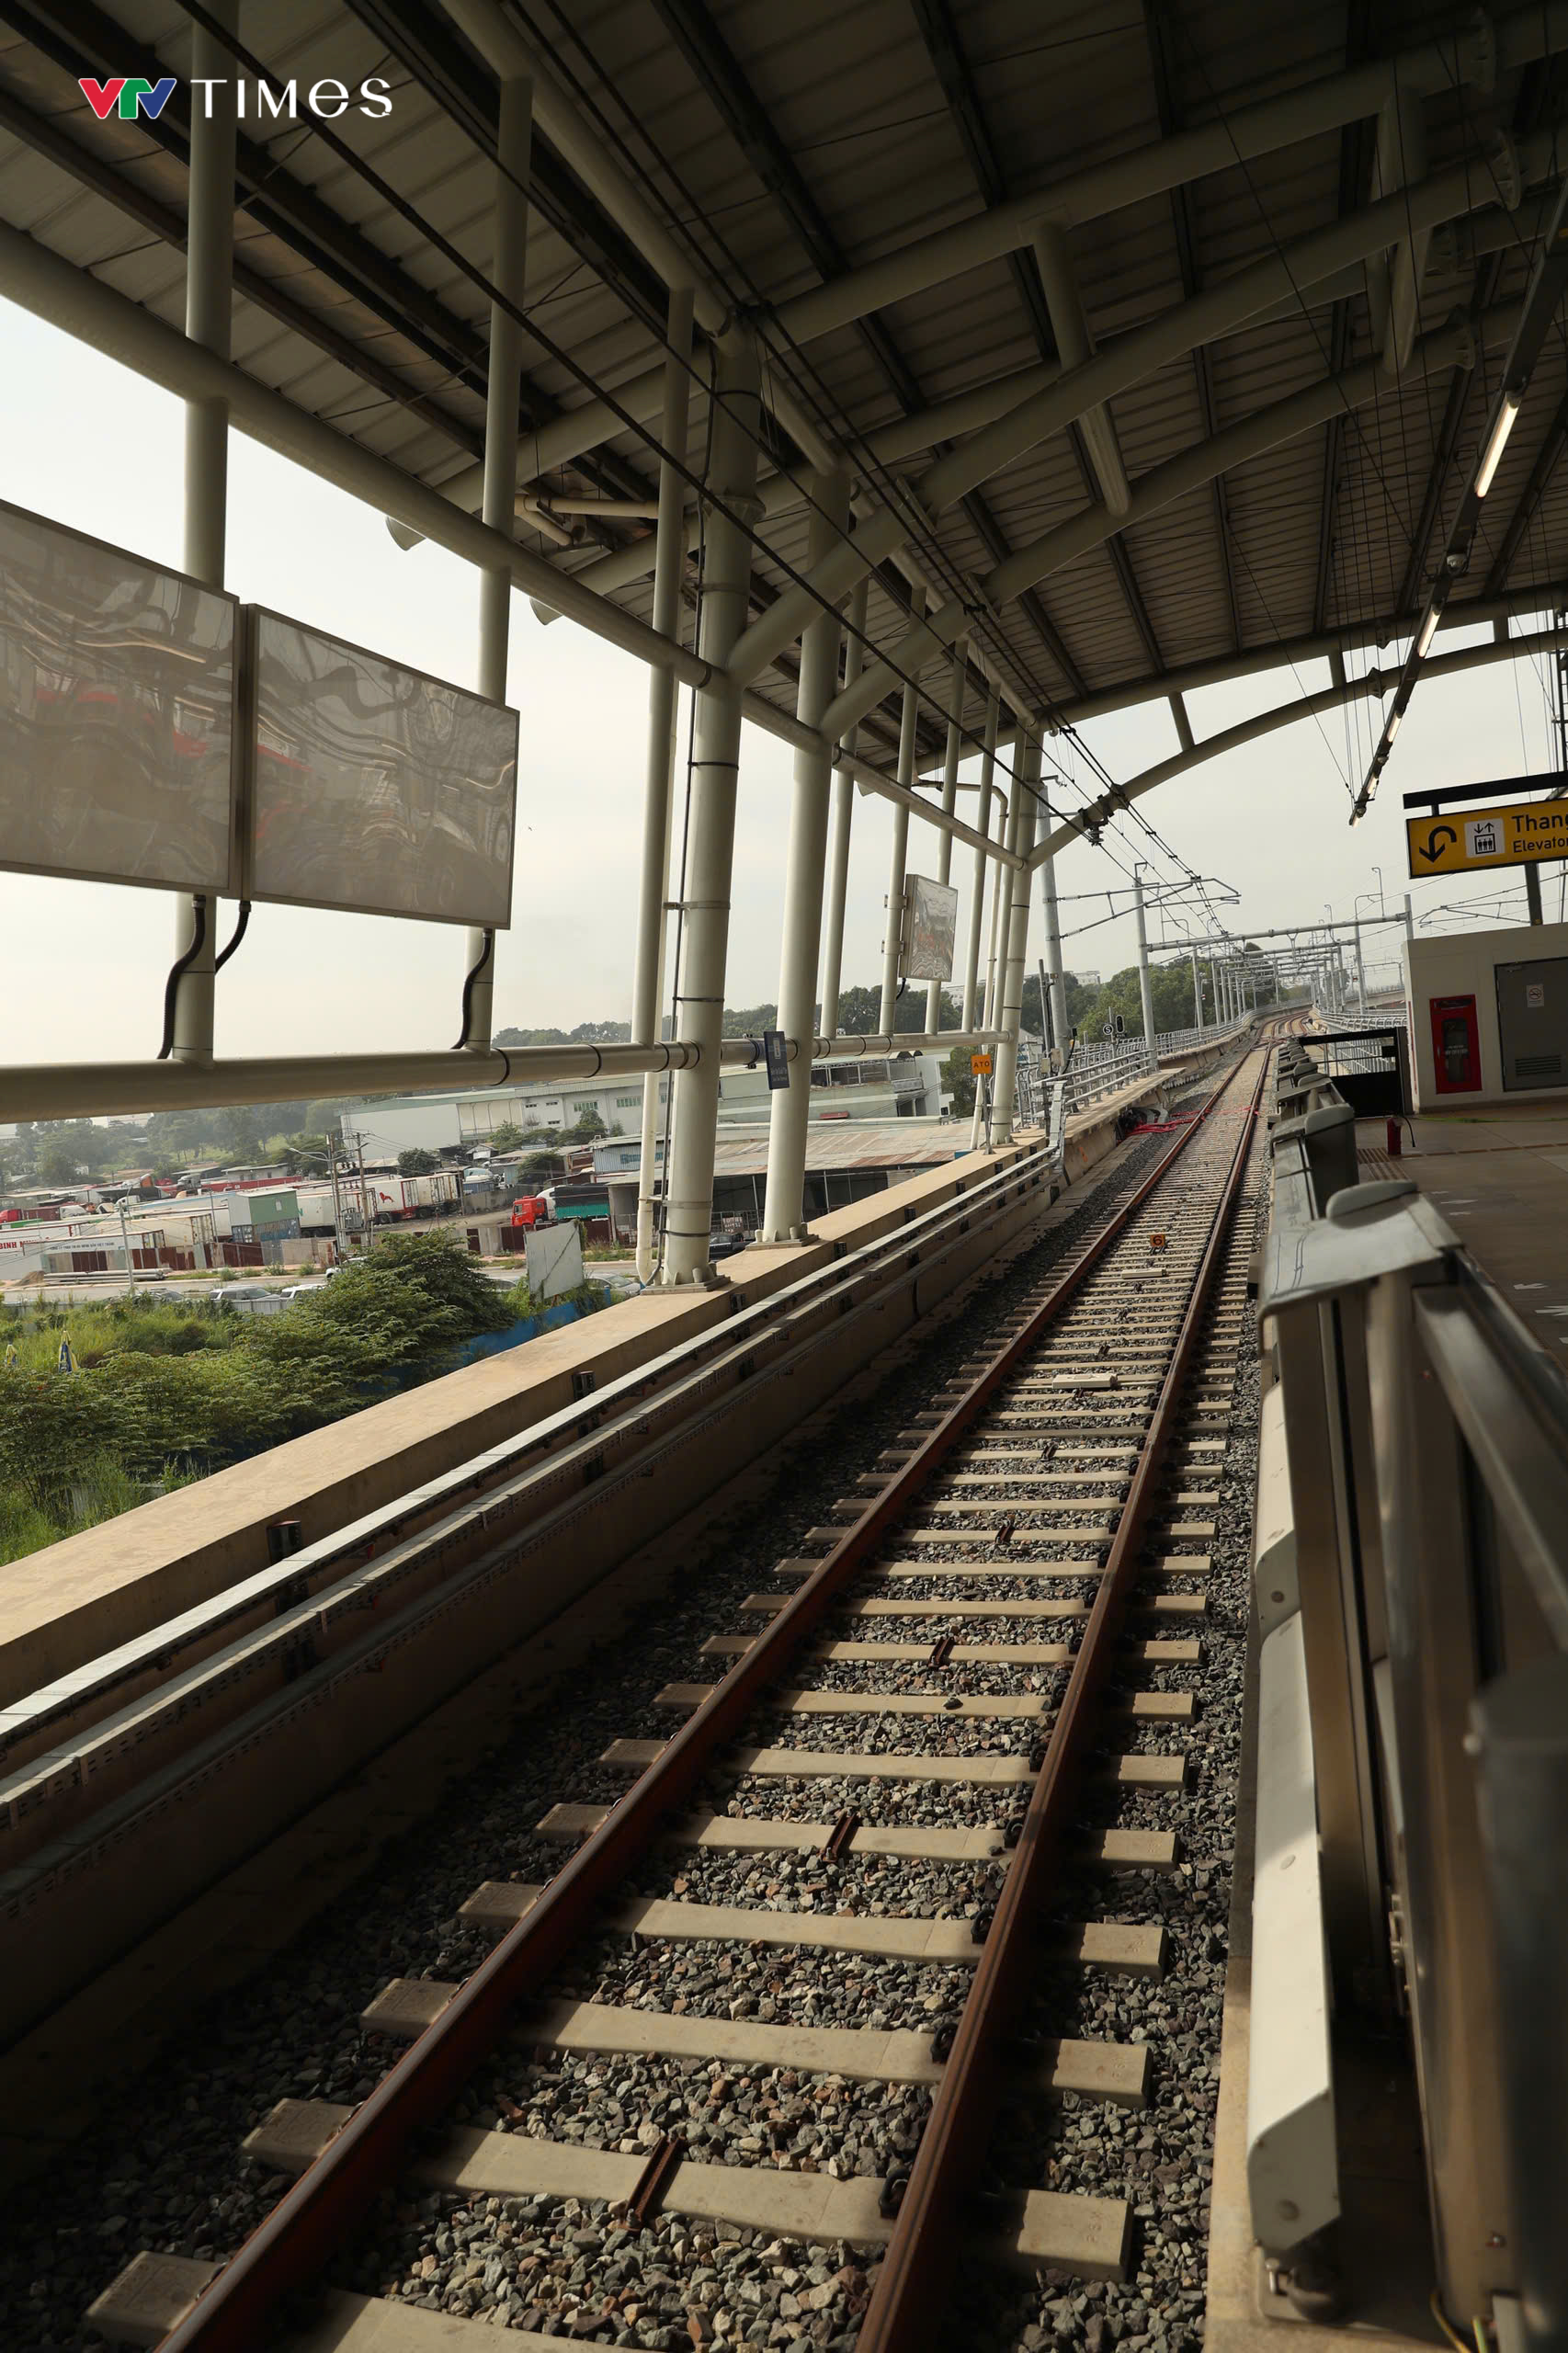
[0,1031,983,1127]
[0,1039,821,1126]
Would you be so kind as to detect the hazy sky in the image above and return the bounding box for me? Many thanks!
[0,293,1561,1069]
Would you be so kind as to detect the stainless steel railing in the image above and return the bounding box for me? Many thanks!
[1255,1048,1567,2344]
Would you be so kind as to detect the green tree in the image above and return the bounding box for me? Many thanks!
[282,1131,335,1176]
[222,1106,267,1164]
[489,1122,524,1154]
[36,1132,85,1188]
[571,1108,608,1142]
[520,1150,564,1179]
[942,1044,976,1117]
[397,1147,440,1176]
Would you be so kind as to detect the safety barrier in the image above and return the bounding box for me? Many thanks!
[1061,1038,1157,1114]
[1153,1016,1253,1056]
[1252,1040,1567,2338]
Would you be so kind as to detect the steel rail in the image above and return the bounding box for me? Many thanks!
[158,1048,1254,2352]
[857,1045,1269,2353]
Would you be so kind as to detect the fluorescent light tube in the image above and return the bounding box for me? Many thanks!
[1415,606,1439,658]
[1475,391,1521,495]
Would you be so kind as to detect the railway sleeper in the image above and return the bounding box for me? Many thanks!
[653,1680,1194,1722]
[454,1882,1167,1978]
[356,1985,1151,2109]
[597,1735,1188,1789]
[536,1802,1180,1872]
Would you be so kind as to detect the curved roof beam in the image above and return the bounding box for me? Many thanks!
[1024,613,1568,865]
[727,134,1562,690]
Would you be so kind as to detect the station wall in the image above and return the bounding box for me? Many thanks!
[1404,920,1568,1108]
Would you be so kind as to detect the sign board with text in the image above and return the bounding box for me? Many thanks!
[1405,798,1568,878]
[971,1052,994,1075]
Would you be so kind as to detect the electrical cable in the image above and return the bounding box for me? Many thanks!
[156,895,209,1062]
[211,899,251,973]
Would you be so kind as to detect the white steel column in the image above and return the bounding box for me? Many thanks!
[762,470,852,1242]
[818,576,869,1038]
[1354,918,1368,1009]
[1404,892,1415,953]
[465,71,532,1053]
[992,735,1040,1142]
[960,693,1000,1029]
[924,636,969,1031]
[632,284,696,1281]
[970,770,1012,1150]
[1132,868,1156,1051]
[1191,947,1204,1032]
[171,6,236,1066]
[1039,819,1068,1065]
[879,597,926,1034]
[662,334,764,1286]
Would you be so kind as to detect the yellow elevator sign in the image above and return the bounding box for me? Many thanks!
[1405,798,1568,878]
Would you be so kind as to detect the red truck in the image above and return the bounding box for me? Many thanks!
[509,1193,557,1230]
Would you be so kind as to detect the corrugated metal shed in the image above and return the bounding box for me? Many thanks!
[710,1120,961,1174]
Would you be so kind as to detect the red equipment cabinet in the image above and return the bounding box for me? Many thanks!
[1429,994,1482,1094]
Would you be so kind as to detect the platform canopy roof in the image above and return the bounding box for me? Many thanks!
[4,0,1568,827]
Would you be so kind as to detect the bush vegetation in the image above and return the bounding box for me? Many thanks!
[0,1234,577,1564]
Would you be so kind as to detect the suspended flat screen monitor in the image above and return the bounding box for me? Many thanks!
[244,610,517,927]
[0,499,238,893]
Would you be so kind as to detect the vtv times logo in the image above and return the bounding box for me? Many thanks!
[78,74,392,122]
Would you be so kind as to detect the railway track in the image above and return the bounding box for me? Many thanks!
[84,1044,1270,2353]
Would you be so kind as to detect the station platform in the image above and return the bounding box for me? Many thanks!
[1356,1100,1568,1346]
